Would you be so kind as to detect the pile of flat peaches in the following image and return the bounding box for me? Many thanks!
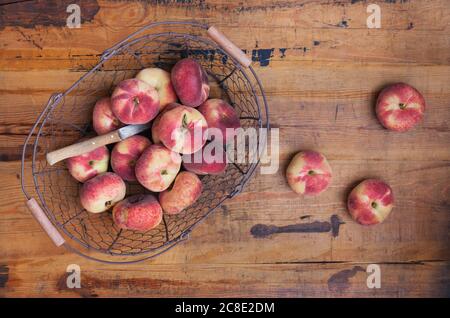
[66,58,240,232]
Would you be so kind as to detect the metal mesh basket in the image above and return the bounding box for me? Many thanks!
[21,21,269,263]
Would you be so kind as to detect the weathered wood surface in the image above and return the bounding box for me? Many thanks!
[0,0,449,297]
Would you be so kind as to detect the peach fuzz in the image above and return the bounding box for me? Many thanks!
[198,98,241,145]
[92,97,122,135]
[153,105,208,154]
[135,144,181,192]
[347,179,394,225]
[79,172,126,213]
[111,78,160,125]
[135,68,177,110]
[159,171,202,215]
[66,145,109,183]
[286,151,332,196]
[112,194,163,232]
[376,83,425,132]
[171,58,210,107]
[111,135,152,181]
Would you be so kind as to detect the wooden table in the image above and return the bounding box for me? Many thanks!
[1,0,449,298]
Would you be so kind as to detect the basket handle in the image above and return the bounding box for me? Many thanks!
[207,26,252,68]
[26,198,65,247]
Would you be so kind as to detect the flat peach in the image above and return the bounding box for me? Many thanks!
[159,171,202,215]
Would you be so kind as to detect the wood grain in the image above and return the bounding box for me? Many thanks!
[0,0,449,297]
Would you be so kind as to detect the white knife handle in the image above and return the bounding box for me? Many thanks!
[46,131,121,166]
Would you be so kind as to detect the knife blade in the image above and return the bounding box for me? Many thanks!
[46,123,151,166]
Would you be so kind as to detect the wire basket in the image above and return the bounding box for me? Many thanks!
[20,21,269,263]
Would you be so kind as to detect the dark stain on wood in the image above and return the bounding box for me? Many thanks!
[220,205,229,216]
[0,264,9,288]
[252,49,274,67]
[327,266,365,292]
[330,214,345,237]
[0,0,100,29]
[57,272,98,298]
[337,20,349,28]
[250,215,344,238]
[57,271,197,296]
[0,145,40,162]
[5,141,42,161]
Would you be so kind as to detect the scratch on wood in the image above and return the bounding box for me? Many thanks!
[16,28,42,50]
[0,265,9,288]
[328,266,365,292]
[335,104,340,121]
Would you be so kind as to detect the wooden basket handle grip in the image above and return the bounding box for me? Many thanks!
[26,198,65,247]
[207,26,252,68]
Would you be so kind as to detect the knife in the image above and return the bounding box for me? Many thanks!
[46,123,151,166]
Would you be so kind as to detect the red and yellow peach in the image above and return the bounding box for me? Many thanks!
[79,172,126,213]
[347,179,394,225]
[66,145,109,183]
[111,78,160,124]
[111,135,152,181]
[286,151,332,196]
[135,68,177,110]
[112,194,163,231]
[376,83,426,132]
[182,143,227,175]
[159,171,202,215]
[151,102,181,144]
[135,144,181,192]
[152,105,208,154]
[92,97,122,135]
[171,58,210,107]
[198,98,241,145]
